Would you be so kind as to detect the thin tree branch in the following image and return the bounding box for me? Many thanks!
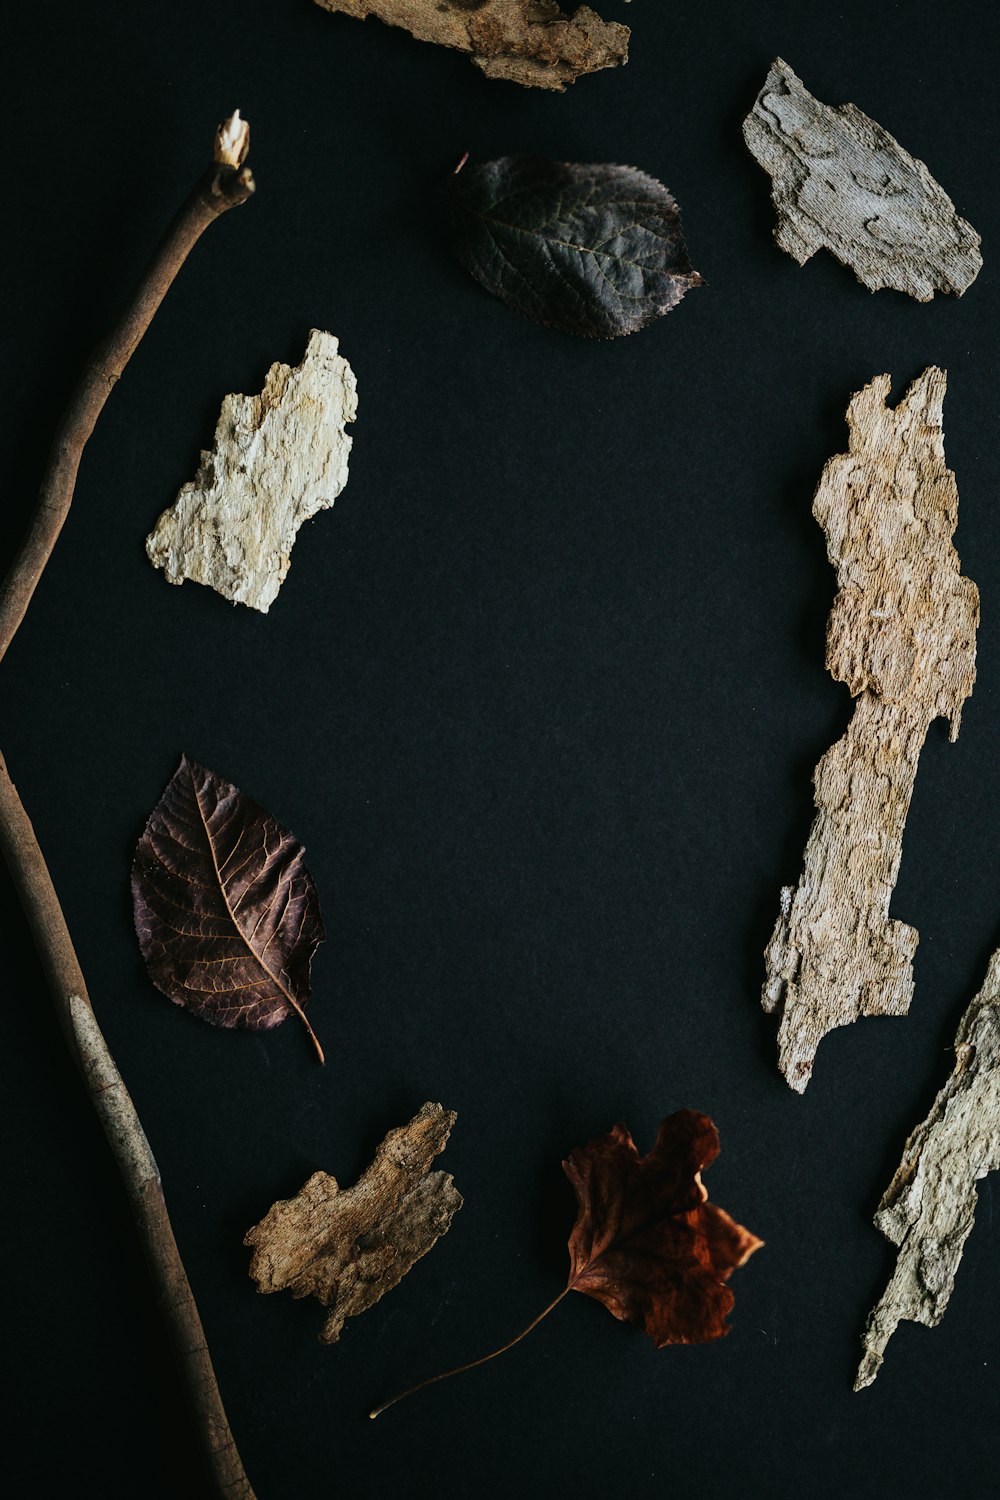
[0,113,257,1498]
[0,110,254,664]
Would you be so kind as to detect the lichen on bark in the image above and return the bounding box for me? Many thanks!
[743,58,982,300]
[763,368,979,1091]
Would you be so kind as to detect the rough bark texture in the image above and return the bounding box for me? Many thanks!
[244,1103,462,1343]
[743,58,982,301]
[763,369,979,1091]
[313,0,629,91]
[147,329,356,613]
[856,949,1000,1389]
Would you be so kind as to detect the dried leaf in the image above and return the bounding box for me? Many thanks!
[370,1109,760,1417]
[132,755,326,1061]
[856,950,1000,1389]
[244,1103,462,1342]
[763,369,979,1091]
[743,58,982,301]
[146,329,357,613]
[451,156,703,338]
[313,0,629,93]
[563,1111,762,1344]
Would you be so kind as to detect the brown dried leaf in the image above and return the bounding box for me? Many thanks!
[131,754,326,1061]
[563,1111,763,1344]
[244,1103,462,1342]
[313,0,629,92]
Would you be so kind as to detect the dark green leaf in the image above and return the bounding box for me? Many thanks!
[451,156,704,339]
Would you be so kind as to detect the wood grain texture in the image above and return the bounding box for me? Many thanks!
[856,949,1000,1389]
[763,368,979,1091]
[313,0,629,91]
[147,329,356,613]
[244,1103,462,1343]
[743,58,982,301]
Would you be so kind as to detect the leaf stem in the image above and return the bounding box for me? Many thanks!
[369,1286,568,1419]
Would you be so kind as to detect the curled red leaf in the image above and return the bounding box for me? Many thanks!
[563,1111,763,1345]
[131,754,326,1060]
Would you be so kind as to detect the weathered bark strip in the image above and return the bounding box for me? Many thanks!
[147,330,356,613]
[0,117,256,1497]
[245,1103,462,1343]
[743,58,982,301]
[856,949,1000,1389]
[313,0,629,91]
[763,369,979,1091]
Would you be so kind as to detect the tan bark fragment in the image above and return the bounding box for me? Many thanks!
[763,368,979,1091]
[244,1103,462,1343]
[743,58,982,300]
[856,950,1000,1389]
[146,329,357,614]
[313,0,629,92]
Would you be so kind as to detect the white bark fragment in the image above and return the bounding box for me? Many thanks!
[763,369,979,1090]
[147,330,357,613]
[743,58,982,301]
[856,950,1000,1389]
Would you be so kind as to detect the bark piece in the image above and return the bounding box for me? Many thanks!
[244,1103,462,1343]
[313,0,629,92]
[146,329,357,614]
[763,368,979,1091]
[856,950,1000,1388]
[743,58,982,301]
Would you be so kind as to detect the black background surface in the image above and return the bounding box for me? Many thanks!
[3,3,998,1496]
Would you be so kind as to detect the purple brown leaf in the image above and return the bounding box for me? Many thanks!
[131,754,326,1061]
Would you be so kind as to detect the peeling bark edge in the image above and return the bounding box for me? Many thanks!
[856,949,1000,1388]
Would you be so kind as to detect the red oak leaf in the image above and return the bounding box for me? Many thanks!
[563,1111,763,1345]
[372,1110,761,1416]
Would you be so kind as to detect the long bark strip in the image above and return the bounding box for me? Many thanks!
[856,949,1000,1389]
[763,369,979,1092]
[313,0,629,92]
[0,116,256,1498]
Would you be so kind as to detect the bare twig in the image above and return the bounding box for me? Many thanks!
[0,114,256,1498]
[0,111,254,662]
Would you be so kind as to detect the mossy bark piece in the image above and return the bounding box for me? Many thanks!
[743,58,982,300]
[763,369,979,1091]
[856,950,1000,1389]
